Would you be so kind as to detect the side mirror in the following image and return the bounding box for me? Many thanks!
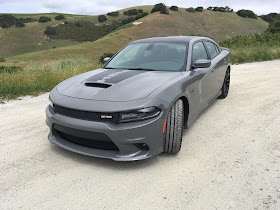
[193,59,211,69]
[103,57,111,64]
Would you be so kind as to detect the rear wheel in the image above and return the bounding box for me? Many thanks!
[219,69,230,99]
[163,99,184,154]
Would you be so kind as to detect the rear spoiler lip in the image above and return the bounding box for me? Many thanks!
[220,47,230,51]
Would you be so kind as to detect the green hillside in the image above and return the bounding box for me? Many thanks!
[1,5,268,66]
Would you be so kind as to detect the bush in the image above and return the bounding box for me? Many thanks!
[0,65,23,74]
[138,9,143,13]
[208,6,233,12]
[237,10,257,19]
[160,7,169,14]
[0,58,6,62]
[124,9,138,16]
[15,21,25,28]
[195,7,203,12]
[98,15,107,22]
[0,14,16,28]
[260,13,279,23]
[44,26,56,35]
[186,8,195,13]
[107,11,119,16]
[44,21,120,42]
[99,52,115,64]
[122,17,136,24]
[55,14,65,20]
[170,6,178,11]
[267,19,280,33]
[151,3,167,14]
[39,16,51,23]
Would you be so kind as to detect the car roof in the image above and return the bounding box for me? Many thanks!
[130,36,212,44]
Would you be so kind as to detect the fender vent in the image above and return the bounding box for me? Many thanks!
[85,82,111,88]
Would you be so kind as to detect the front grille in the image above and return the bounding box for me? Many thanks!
[53,104,120,124]
[53,124,119,151]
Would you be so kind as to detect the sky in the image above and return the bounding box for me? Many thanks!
[0,0,279,16]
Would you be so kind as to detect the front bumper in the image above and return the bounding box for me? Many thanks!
[46,105,165,161]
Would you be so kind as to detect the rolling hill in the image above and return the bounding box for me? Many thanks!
[0,5,268,66]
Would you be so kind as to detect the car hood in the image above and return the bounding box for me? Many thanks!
[56,68,181,102]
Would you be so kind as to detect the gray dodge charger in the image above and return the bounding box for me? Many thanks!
[46,36,231,161]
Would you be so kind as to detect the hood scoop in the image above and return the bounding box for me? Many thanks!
[84,82,112,89]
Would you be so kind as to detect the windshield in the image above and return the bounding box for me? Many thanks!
[105,42,188,71]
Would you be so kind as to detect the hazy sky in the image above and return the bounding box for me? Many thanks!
[1,0,279,15]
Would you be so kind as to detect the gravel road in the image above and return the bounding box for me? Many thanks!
[1,60,280,210]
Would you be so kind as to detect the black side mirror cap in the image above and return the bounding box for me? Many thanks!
[193,59,211,69]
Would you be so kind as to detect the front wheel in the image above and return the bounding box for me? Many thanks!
[163,99,184,154]
[219,69,230,99]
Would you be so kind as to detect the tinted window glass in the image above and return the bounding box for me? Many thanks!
[205,42,218,59]
[192,42,208,63]
[214,44,220,54]
[106,43,188,71]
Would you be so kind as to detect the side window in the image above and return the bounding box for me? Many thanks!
[205,42,218,59]
[214,44,220,54]
[192,42,208,64]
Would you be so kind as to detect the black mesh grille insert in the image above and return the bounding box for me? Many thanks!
[53,104,120,124]
[53,124,119,151]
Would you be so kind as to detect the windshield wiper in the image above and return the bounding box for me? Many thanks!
[128,68,155,71]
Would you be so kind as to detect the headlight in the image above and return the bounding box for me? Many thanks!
[119,107,161,123]
[49,95,53,108]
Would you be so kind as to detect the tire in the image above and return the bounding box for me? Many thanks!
[219,68,230,99]
[163,99,184,154]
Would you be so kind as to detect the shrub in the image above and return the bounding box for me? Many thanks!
[151,3,167,13]
[138,9,143,13]
[237,10,257,19]
[267,19,280,33]
[39,16,51,23]
[44,26,56,35]
[0,65,23,74]
[99,52,115,64]
[207,7,212,10]
[15,21,25,28]
[170,6,178,11]
[55,14,65,20]
[208,6,233,12]
[186,8,195,13]
[160,7,169,14]
[195,7,203,12]
[107,11,119,16]
[98,15,107,22]
[260,13,279,23]
[123,9,138,16]
[44,21,120,42]
[0,58,6,62]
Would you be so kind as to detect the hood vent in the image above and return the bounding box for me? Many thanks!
[85,82,111,88]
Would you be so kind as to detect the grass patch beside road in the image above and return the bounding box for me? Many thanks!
[220,32,280,63]
[0,58,101,100]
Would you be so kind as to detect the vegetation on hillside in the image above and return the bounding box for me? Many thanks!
[0,14,34,28]
[39,16,51,23]
[151,3,169,14]
[220,32,280,63]
[237,10,257,19]
[98,15,107,22]
[123,9,143,16]
[267,15,280,33]
[55,14,65,20]
[44,21,120,42]
[107,11,119,17]
[170,6,178,11]
[207,6,233,12]
[260,13,279,23]
[186,8,195,13]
